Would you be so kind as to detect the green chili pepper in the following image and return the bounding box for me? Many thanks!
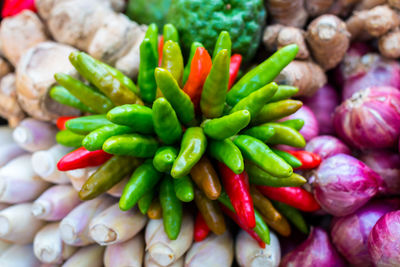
[242,126,275,142]
[138,38,158,103]
[202,110,251,140]
[212,31,231,60]
[226,44,299,106]
[173,175,194,202]
[183,42,204,84]
[145,23,159,57]
[54,73,114,114]
[103,133,159,158]
[208,139,244,174]
[171,127,207,178]
[82,124,133,151]
[107,104,154,134]
[271,200,309,234]
[230,82,278,118]
[160,176,183,240]
[263,123,306,148]
[163,24,179,43]
[119,160,163,211]
[98,61,139,95]
[152,98,183,145]
[200,49,230,118]
[153,146,178,173]
[252,100,303,124]
[246,162,307,187]
[155,68,195,125]
[73,52,142,105]
[218,191,270,244]
[271,149,302,168]
[138,190,155,215]
[65,115,113,135]
[79,156,141,200]
[49,85,94,113]
[161,40,184,86]
[233,135,293,178]
[56,130,85,148]
[279,119,305,131]
[267,85,299,103]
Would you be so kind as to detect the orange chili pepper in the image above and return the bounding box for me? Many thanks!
[158,36,164,67]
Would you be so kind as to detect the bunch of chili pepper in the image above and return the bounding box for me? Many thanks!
[52,23,322,246]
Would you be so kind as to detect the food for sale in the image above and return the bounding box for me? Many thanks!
[126,0,171,28]
[62,245,105,267]
[104,233,144,267]
[305,135,351,159]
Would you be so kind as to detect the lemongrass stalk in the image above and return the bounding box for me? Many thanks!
[61,245,104,267]
[0,126,15,146]
[184,232,234,266]
[0,203,46,244]
[144,252,184,267]
[32,145,71,184]
[235,230,281,267]
[32,185,81,221]
[66,167,97,191]
[145,213,194,266]
[34,223,77,264]
[0,204,9,211]
[104,233,144,267]
[107,177,128,197]
[0,239,11,256]
[0,143,26,168]
[0,155,50,203]
[12,118,57,152]
[89,204,147,246]
[0,244,41,267]
[60,196,115,246]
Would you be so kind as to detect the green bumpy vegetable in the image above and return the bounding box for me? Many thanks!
[167,0,266,60]
[126,0,172,29]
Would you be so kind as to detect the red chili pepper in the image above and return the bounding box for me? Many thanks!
[183,47,212,109]
[257,186,320,212]
[220,205,265,248]
[285,150,322,170]
[56,116,78,131]
[2,0,37,17]
[57,147,113,171]
[158,36,164,67]
[228,54,242,90]
[218,162,256,229]
[194,212,210,242]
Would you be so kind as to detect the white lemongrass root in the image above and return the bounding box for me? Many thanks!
[0,58,11,80]
[32,185,81,221]
[184,232,234,267]
[60,196,115,246]
[235,230,281,267]
[0,143,26,167]
[145,252,184,267]
[89,204,147,246]
[0,154,50,204]
[104,233,145,267]
[0,10,48,66]
[34,223,77,264]
[0,126,16,146]
[275,60,327,97]
[0,203,46,244]
[16,42,81,121]
[32,145,71,184]
[0,74,26,127]
[61,245,105,267]
[12,118,57,152]
[66,167,97,191]
[145,214,194,267]
[107,177,128,197]
[0,244,41,267]
[0,239,11,256]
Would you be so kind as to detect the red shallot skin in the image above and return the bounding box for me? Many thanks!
[312,154,382,216]
[283,105,319,142]
[280,227,346,267]
[368,210,400,267]
[305,135,351,160]
[302,84,340,135]
[333,86,400,149]
[360,150,400,195]
[331,199,400,267]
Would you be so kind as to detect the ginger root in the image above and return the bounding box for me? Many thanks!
[275,60,327,97]
[0,58,11,80]
[265,0,308,28]
[379,28,400,58]
[305,0,335,17]
[389,0,400,9]
[355,0,387,10]
[0,74,26,128]
[306,15,350,70]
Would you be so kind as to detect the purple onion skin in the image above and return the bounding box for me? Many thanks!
[312,154,382,216]
[331,199,400,267]
[360,150,400,195]
[283,105,319,142]
[302,85,340,135]
[305,135,351,160]
[368,210,400,267]
[281,227,346,267]
[333,86,400,150]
